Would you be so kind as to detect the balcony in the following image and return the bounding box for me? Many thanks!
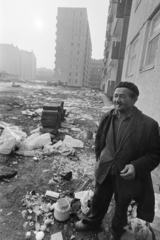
[107,14,113,24]
[110,0,118,4]
[111,41,120,59]
[112,18,123,38]
[116,0,126,18]
[107,80,115,98]
[106,35,111,42]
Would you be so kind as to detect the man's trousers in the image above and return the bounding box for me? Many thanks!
[82,174,142,238]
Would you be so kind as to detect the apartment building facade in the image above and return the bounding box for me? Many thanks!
[121,0,160,123]
[101,0,132,100]
[54,7,92,87]
[88,59,103,89]
[0,44,36,81]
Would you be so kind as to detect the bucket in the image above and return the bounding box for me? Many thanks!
[54,198,70,221]
[87,131,93,139]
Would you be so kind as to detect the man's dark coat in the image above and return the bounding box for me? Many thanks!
[95,107,160,222]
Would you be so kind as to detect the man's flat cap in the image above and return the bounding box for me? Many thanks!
[115,81,139,96]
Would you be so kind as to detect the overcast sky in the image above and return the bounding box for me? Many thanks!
[0,0,109,69]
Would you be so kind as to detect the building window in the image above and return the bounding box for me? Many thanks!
[75,79,78,83]
[75,73,78,76]
[143,11,160,67]
[69,79,71,82]
[135,0,141,10]
[80,12,82,16]
[69,72,71,76]
[78,43,80,47]
[127,37,139,75]
[77,51,79,54]
[71,43,74,46]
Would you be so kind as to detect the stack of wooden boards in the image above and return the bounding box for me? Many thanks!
[41,101,65,134]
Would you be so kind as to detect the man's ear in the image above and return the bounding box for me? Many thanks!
[134,97,138,103]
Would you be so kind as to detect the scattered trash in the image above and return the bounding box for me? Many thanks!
[25,231,31,239]
[20,133,51,151]
[70,235,75,240]
[6,211,13,216]
[54,198,70,221]
[87,131,93,139]
[130,218,153,240]
[12,82,21,87]
[0,123,26,154]
[0,166,18,180]
[150,193,160,232]
[50,232,63,240]
[74,178,92,193]
[60,171,72,181]
[16,150,35,157]
[35,231,45,240]
[63,135,84,148]
[75,190,94,215]
[45,190,60,201]
[21,209,28,219]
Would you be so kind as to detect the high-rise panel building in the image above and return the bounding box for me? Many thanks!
[54,7,92,87]
[0,44,36,81]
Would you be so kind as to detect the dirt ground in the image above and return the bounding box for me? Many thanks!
[0,82,160,240]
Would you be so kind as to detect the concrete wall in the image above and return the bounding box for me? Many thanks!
[121,0,160,124]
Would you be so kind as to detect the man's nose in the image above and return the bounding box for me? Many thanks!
[116,96,121,101]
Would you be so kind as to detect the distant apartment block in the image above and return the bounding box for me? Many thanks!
[89,59,103,89]
[54,7,92,87]
[0,44,36,81]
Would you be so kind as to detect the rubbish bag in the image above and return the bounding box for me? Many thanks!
[0,122,26,154]
[75,190,94,215]
[130,218,153,240]
[21,133,51,151]
[63,135,84,148]
[0,128,18,154]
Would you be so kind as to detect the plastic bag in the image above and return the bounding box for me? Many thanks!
[130,218,153,240]
[21,133,51,151]
[0,122,26,154]
[0,128,17,154]
[63,135,84,148]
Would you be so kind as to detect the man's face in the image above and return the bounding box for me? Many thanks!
[113,88,136,114]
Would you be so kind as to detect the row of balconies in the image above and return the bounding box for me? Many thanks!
[103,0,132,64]
[108,0,130,21]
[103,41,120,60]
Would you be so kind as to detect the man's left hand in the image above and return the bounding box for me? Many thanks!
[120,164,135,180]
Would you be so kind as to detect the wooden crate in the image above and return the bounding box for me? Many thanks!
[41,110,61,128]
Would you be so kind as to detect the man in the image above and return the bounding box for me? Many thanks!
[75,82,160,240]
